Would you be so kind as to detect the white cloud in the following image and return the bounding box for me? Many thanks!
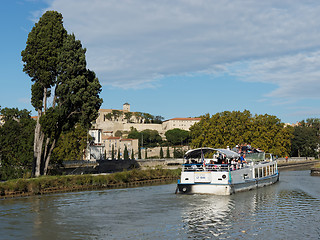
[43,0,320,100]
[224,51,320,101]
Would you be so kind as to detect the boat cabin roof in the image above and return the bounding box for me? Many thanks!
[184,148,240,159]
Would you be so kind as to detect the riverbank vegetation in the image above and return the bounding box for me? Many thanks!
[0,168,181,198]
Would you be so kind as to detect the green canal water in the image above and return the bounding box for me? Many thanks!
[0,170,319,239]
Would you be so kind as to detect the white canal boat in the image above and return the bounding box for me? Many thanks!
[177,147,279,195]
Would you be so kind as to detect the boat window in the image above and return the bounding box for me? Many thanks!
[265,166,269,176]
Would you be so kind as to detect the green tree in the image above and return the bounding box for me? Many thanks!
[165,128,190,145]
[131,149,134,160]
[134,112,143,123]
[104,113,112,121]
[141,129,162,147]
[138,147,142,159]
[0,108,35,180]
[173,147,184,158]
[128,127,141,140]
[291,119,320,157]
[117,148,121,160]
[128,128,162,147]
[124,112,133,123]
[112,110,122,121]
[166,146,170,158]
[190,110,293,156]
[123,145,129,160]
[173,147,177,158]
[160,147,164,159]
[21,11,102,176]
[115,130,122,137]
[153,115,164,124]
[111,145,115,160]
[51,125,88,162]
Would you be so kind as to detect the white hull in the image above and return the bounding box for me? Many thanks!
[178,159,279,195]
[178,173,279,195]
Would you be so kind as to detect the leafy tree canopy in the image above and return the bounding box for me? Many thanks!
[0,108,35,180]
[51,125,89,163]
[190,110,293,157]
[291,118,320,157]
[128,127,162,147]
[165,128,190,146]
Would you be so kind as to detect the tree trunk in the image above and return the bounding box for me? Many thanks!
[33,88,47,177]
[43,138,56,175]
[33,109,44,177]
[41,137,51,175]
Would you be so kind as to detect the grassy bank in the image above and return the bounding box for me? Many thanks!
[0,168,181,198]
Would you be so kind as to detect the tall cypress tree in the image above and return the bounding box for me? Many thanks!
[111,145,115,160]
[124,145,129,160]
[166,146,170,158]
[21,11,102,176]
[160,147,164,159]
[138,147,142,159]
[117,148,121,160]
[131,149,134,160]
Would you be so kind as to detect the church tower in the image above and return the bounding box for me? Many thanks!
[123,103,130,112]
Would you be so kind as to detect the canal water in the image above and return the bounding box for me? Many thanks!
[0,170,319,240]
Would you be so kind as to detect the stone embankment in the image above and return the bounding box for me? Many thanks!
[277,157,320,171]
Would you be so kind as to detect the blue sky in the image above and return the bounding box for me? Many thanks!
[2,0,320,123]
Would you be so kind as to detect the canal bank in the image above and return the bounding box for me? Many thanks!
[0,168,180,199]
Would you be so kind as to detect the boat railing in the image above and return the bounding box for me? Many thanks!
[182,163,248,172]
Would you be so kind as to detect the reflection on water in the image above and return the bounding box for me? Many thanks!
[0,170,319,239]
[180,170,320,239]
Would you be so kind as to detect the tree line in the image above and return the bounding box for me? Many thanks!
[127,127,190,148]
[1,108,320,180]
[104,110,164,124]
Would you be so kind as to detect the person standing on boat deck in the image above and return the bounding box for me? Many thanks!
[240,154,246,166]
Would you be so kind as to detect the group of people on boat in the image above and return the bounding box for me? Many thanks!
[231,144,262,155]
[184,144,264,171]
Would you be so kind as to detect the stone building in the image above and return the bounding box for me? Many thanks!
[87,103,201,160]
[93,103,201,137]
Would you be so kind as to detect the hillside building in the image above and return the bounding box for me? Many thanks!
[87,103,201,160]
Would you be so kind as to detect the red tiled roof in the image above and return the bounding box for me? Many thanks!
[107,136,120,140]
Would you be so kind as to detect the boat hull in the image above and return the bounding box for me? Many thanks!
[177,173,279,195]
